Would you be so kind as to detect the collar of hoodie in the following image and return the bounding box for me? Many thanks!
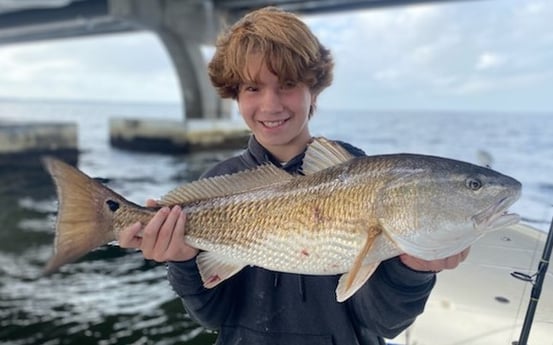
[243,135,306,174]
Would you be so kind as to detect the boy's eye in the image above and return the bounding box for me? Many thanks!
[241,85,258,92]
[281,81,297,89]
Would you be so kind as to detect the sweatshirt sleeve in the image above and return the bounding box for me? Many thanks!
[347,257,436,339]
[167,259,231,330]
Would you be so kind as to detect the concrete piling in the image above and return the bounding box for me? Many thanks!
[0,121,79,169]
[109,117,250,154]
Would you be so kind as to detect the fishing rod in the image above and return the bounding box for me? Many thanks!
[511,213,553,345]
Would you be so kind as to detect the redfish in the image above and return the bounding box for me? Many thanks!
[43,137,521,301]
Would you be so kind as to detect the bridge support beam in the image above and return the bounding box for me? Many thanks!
[109,0,233,119]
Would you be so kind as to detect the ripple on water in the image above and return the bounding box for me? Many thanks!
[0,249,214,345]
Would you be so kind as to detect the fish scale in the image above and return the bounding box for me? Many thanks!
[185,169,367,275]
[183,179,373,274]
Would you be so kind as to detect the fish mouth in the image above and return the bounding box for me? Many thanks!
[472,195,520,230]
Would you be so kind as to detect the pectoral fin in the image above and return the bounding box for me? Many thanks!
[336,262,380,302]
[196,252,246,288]
[336,225,382,302]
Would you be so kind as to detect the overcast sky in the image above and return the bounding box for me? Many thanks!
[0,0,551,113]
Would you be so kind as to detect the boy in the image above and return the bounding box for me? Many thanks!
[119,7,469,345]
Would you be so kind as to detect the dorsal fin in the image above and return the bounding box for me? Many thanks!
[301,137,355,175]
[159,163,292,205]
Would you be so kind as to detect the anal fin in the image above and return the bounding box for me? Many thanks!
[196,251,246,288]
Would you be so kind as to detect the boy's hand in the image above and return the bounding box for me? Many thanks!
[118,199,199,262]
[399,247,471,273]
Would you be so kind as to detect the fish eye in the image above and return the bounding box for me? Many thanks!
[465,178,482,191]
[106,199,120,212]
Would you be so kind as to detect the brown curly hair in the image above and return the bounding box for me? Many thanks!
[208,7,334,116]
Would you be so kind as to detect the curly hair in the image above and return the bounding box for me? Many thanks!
[208,7,334,115]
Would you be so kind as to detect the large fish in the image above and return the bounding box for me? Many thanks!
[42,137,522,302]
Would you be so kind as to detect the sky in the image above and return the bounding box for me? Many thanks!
[0,0,551,113]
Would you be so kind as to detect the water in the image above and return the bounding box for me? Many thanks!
[1,99,552,345]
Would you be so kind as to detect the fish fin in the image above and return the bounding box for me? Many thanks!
[159,164,292,206]
[42,157,126,275]
[336,225,381,302]
[302,137,355,175]
[336,262,380,302]
[196,251,246,288]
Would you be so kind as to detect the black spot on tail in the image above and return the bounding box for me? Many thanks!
[106,200,120,212]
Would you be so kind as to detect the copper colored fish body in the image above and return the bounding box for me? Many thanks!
[43,137,522,301]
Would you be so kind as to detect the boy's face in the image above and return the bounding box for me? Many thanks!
[237,54,314,161]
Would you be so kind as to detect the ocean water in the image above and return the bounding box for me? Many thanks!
[0,99,552,345]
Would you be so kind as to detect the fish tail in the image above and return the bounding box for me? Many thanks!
[42,157,132,274]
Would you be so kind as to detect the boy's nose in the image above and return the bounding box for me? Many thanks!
[260,90,284,113]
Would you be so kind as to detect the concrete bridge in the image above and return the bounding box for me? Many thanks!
[0,0,473,120]
[0,0,476,157]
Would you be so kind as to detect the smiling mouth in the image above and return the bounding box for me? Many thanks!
[261,119,287,128]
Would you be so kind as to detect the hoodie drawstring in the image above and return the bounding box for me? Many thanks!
[273,273,306,301]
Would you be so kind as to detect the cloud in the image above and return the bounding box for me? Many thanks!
[307,0,553,111]
[0,32,181,102]
[373,68,401,83]
[475,52,505,70]
[0,0,551,112]
[453,70,553,94]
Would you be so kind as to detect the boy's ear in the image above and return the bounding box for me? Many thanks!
[310,93,318,116]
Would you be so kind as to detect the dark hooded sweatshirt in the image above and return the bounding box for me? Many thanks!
[167,136,436,345]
